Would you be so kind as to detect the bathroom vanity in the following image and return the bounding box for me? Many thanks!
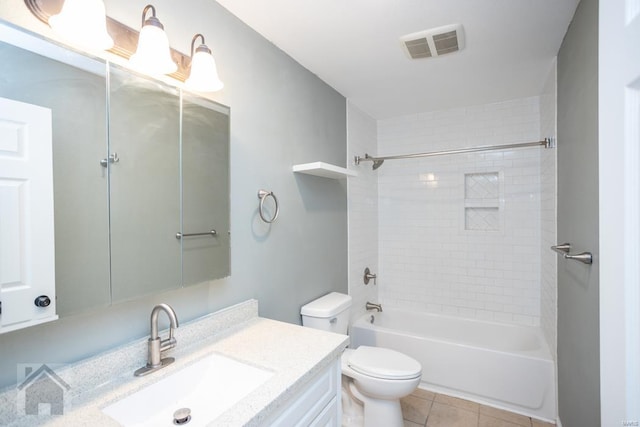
[0,300,348,426]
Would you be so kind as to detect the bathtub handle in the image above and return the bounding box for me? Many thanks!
[551,243,593,265]
[364,267,377,285]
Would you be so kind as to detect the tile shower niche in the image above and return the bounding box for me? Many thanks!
[464,172,501,231]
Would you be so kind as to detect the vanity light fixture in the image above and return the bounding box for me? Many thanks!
[47,0,113,51]
[185,34,224,92]
[24,0,223,88]
[129,4,177,75]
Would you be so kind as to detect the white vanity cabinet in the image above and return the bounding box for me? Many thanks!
[267,358,341,426]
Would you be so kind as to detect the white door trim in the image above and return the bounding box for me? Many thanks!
[599,1,640,424]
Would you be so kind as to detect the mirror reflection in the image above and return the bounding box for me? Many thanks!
[182,93,231,286]
[109,66,182,302]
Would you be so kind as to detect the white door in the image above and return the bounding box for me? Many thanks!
[599,1,640,424]
[0,97,57,333]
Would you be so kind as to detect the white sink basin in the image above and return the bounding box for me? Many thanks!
[102,353,273,426]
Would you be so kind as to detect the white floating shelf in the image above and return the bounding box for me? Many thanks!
[292,162,357,179]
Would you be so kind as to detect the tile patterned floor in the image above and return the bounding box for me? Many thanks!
[401,389,556,427]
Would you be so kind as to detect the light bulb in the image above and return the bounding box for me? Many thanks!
[48,0,113,51]
[186,47,224,92]
[129,5,176,75]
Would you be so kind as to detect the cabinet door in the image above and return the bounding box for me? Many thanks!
[268,360,339,426]
[181,95,230,286]
[310,397,338,426]
[108,66,181,302]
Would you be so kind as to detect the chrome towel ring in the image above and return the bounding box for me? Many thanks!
[258,189,279,223]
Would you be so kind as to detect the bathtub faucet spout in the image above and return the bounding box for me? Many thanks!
[366,301,383,312]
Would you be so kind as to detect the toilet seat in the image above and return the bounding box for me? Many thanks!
[347,346,421,380]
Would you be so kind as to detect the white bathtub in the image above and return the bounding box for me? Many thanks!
[350,308,556,421]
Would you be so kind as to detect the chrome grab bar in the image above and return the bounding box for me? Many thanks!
[175,230,217,239]
[551,243,593,265]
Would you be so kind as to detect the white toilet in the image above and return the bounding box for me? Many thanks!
[301,292,422,427]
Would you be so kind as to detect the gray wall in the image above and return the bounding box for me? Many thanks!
[0,0,347,389]
[557,0,600,425]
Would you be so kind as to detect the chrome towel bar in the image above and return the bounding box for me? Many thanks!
[551,243,593,265]
[175,230,217,239]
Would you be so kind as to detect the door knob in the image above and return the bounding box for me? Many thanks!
[34,295,51,308]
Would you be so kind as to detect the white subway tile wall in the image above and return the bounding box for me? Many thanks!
[347,102,379,325]
[376,96,549,326]
[539,63,558,357]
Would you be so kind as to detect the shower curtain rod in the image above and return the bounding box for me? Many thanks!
[354,138,554,170]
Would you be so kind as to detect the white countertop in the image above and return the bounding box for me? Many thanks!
[0,300,349,426]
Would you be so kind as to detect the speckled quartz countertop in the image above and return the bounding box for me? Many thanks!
[0,300,349,426]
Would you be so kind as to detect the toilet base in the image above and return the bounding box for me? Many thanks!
[341,378,364,427]
[348,379,404,427]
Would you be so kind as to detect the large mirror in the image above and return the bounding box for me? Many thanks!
[0,23,231,317]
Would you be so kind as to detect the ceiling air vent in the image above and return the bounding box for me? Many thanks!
[400,24,465,60]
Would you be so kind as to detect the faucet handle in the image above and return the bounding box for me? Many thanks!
[160,336,177,352]
[364,267,377,285]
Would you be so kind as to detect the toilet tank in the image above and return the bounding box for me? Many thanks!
[300,292,352,334]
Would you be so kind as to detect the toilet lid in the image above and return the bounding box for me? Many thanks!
[348,346,422,380]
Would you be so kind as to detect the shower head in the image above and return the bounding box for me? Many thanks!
[372,159,385,170]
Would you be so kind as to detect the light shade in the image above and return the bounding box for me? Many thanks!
[129,5,177,75]
[48,0,113,51]
[185,35,224,92]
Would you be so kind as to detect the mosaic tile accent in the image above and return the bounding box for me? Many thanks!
[465,207,500,231]
[465,172,499,200]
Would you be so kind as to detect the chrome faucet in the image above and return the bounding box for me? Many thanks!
[366,301,383,312]
[134,303,179,377]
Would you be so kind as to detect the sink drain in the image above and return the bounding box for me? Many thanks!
[173,408,191,425]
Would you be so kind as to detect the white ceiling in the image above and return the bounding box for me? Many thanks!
[215,0,579,119]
